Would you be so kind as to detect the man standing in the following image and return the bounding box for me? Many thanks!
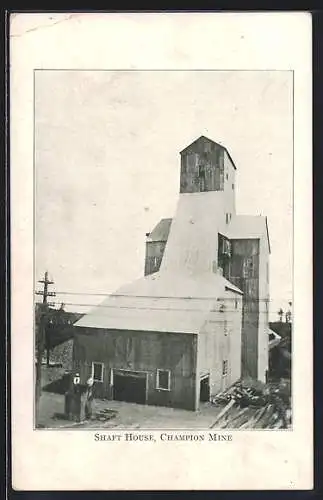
[85,377,94,420]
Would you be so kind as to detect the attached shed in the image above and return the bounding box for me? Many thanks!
[74,272,243,411]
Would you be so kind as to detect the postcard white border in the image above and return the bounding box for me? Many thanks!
[10,12,313,490]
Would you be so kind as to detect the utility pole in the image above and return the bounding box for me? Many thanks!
[35,271,55,425]
[35,271,56,366]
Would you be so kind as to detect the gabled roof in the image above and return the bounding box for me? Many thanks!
[147,218,172,242]
[226,214,271,254]
[179,135,237,170]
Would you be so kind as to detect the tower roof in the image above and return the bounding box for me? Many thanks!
[179,135,237,170]
[226,214,271,254]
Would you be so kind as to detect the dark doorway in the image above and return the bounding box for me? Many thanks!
[113,372,147,405]
[200,376,210,402]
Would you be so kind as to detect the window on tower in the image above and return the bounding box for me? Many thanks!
[218,234,231,280]
[222,360,228,376]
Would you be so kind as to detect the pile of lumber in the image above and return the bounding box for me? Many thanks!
[210,379,291,430]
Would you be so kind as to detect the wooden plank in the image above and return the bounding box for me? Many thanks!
[210,398,236,429]
[232,409,255,428]
[223,407,249,429]
[249,406,267,428]
[258,404,275,428]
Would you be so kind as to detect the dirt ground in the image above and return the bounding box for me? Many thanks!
[37,391,225,430]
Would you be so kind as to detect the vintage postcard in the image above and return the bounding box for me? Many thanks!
[10,12,313,490]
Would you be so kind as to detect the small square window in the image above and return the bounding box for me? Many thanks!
[92,362,104,382]
[156,369,171,391]
[222,360,228,376]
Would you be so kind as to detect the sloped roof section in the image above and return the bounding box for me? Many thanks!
[74,302,207,334]
[74,271,242,332]
[226,214,271,253]
[179,135,237,170]
[147,218,172,242]
[160,192,228,274]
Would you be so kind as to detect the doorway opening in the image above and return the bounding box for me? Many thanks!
[112,370,147,405]
[200,375,210,402]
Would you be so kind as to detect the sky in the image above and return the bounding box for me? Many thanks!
[35,70,293,320]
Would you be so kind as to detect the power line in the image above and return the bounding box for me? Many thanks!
[36,290,285,302]
[41,301,279,315]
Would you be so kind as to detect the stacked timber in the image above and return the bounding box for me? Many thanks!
[210,379,291,430]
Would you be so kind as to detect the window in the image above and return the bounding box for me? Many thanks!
[156,369,171,391]
[222,360,228,376]
[226,173,228,180]
[222,237,231,256]
[226,213,229,224]
[232,183,235,190]
[235,298,238,309]
[219,303,225,313]
[92,362,104,382]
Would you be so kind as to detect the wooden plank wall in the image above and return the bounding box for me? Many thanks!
[230,239,260,379]
[73,328,197,410]
[180,139,224,193]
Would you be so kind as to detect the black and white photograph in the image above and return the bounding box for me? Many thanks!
[34,69,293,431]
[10,12,312,491]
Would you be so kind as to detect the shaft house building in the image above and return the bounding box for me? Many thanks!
[74,136,270,411]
